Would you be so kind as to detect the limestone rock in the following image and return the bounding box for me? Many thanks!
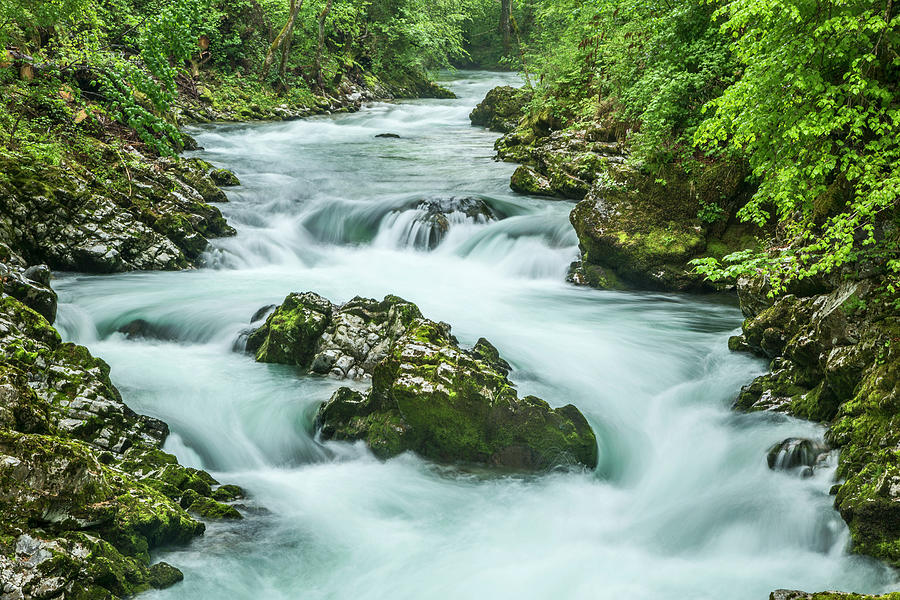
[316,319,598,471]
[469,85,532,133]
[0,152,235,273]
[0,293,243,598]
[247,293,422,380]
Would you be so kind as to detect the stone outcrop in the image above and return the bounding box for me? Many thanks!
[568,160,760,291]
[469,85,532,133]
[498,124,625,200]
[0,152,235,273]
[247,292,598,471]
[471,86,761,292]
[731,273,900,568]
[0,243,57,324]
[247,293,423,381]
[0,292,243,598]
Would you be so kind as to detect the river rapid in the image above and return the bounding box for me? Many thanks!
[54,72,897,599]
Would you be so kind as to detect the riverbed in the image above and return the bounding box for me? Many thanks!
[54,71,896,599]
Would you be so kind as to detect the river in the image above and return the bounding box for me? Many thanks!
[54,71,896,599]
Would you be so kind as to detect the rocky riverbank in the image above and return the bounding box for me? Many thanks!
[245,292,598,471]
[472,83,900,597]
[470,85,763,292]
[731,271,900,569]
[0,250,243,599]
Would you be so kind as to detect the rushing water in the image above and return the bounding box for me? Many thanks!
[54,72,897,599]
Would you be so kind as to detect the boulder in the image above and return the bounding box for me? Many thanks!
[469,85,532,133]
[766,438,829,477]
[316,318,598,471]
[208,168,240,187]
[247,292,422,380]
[399,196,496,249]
[570,160,757,291]
[247,292,598,471]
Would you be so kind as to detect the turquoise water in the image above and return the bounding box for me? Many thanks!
[54,72,896,599]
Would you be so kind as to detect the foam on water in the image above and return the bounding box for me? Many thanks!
[54,71,898,599]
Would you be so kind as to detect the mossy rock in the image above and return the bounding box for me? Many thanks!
[211,484,245,501]
[247,291,333,366]
[186,496,242,520]
[149,561,184,589]
[317,320,598,471]
[570,160,754,291]
[209,168,240,187]
[510,165,554,196]
[469,86,532,133]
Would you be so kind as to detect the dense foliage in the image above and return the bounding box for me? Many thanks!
[0,0,503,157]
[696,0,900,292]
[518,0,899,293]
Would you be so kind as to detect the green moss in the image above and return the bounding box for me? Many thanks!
[249,292,332,366]
[211,484,244,502]
[148,561,184,589]
[186,496,242,520]
[318,319,598,471]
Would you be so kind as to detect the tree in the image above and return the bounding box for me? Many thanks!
[500,0,512,51]
[261,0,304,81]
[314,0,333,90]
[695,0,900,288]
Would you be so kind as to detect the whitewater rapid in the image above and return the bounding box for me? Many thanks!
[54,72,897,599]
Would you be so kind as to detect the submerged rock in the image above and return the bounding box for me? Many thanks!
[117,318,180,341]
[375,132,401,138]
[398,196,496,249]
[767,438,830,477]
[247,292,598,471]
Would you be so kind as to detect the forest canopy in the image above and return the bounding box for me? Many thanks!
[1,0,897,293]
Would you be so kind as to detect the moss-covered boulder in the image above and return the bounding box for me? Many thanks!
[247,292,424,380]
[209,167,240,187]
[316,320,598,471]
[510,165,554,196]
[0,150,235,273]
[570,160,758,291]
[495,123,625,199]
[469,85,532,133]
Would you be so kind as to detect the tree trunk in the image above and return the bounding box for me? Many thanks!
[314,0,333,91]
[261,0,303,80]
[500,0,512,51]
[279,0,303,81]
